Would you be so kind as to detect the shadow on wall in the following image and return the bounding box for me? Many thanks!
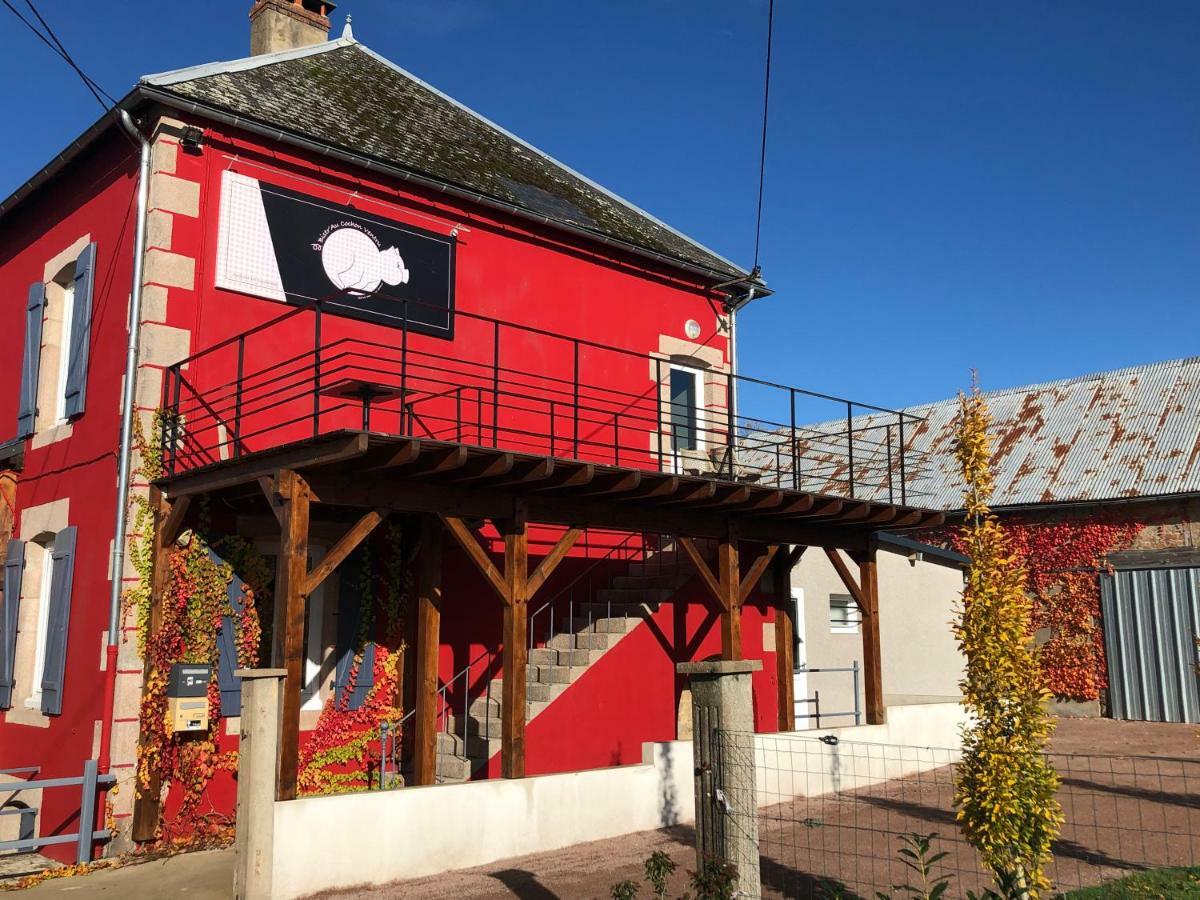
[659,744,679,826]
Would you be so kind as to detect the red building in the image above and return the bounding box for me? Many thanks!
[0,2,935,858]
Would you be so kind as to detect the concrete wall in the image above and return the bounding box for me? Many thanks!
[269,702,965,899]
[791,550,965,727]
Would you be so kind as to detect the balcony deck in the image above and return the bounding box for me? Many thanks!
[158,429,942,548]
[135,301,943,834]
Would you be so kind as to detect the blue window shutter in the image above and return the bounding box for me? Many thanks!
[63,243,96,420]
[333,550,374,709]
[17,283,45,439]
[40,527,76,716]
[0,540,25,709]
[212,550,246,717]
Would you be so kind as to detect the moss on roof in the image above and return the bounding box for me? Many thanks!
[153,43,743,278]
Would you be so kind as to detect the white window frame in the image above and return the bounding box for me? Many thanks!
[24,539,55,709]
[54,281,74,425]
[829,593,861,634]
[665,363,706,473]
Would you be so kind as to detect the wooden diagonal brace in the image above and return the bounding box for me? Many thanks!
[304,509,387,595]
[527,527,582,598]
[739,544,779,603]
[679,536,725,609]
[825,546,866,613]
[441,515,508,603]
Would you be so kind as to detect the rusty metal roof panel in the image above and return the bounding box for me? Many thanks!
[758,357,1200,511]
[904,356,1200,510]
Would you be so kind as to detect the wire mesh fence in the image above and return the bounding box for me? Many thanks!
[709,731,1200,899]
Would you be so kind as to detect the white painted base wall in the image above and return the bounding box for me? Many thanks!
[270,702,966,899]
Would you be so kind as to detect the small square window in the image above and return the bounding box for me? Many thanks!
[829,594,860,633]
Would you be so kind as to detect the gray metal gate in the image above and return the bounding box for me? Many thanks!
[1101,567,1200,723]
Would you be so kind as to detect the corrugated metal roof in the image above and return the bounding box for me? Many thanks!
[746,356,1200,511]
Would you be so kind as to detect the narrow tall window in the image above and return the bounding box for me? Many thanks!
[54,282,75,425]
[26,540,55,708]
[829,593,861,634]
[669,366,700,452]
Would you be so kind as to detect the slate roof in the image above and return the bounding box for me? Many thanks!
[742,356,1200,511]
[140,37,746,279]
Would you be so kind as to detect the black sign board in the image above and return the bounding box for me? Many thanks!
[168,663,213,699]
[217,173,456,337]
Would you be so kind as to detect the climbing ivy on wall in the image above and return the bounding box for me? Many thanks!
[297,522,412,796]
[129,414,413,843]
[941,518,1140,703]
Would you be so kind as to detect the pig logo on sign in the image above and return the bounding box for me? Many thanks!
[319,225,410,295]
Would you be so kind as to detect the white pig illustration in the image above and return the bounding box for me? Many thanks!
[321,227,410,294]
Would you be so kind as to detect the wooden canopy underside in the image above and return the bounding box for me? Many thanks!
[158,431,943,549]
[132,430,937,839]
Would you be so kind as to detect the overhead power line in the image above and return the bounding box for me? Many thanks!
[3,0,121,112]
[751,0,775,273]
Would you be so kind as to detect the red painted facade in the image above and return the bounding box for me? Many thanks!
[0,90,782,854]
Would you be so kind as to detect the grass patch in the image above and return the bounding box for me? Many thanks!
[1060,867,1200,898]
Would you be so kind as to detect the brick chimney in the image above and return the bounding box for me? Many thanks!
[250,0,336,55]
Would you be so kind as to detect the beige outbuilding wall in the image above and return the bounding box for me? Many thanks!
[789,547,965,728]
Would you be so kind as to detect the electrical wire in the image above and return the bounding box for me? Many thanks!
[3,0,121,112]
[22,0,119,107]
[751,0,775,273]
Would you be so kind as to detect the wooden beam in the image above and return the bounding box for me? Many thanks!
[440,515,508,603]
[824,547,866,613]
[500,504,529,779]
[660,480,717,504]
[159,494,192,545]
[493,458,554,486]
[694,485,751,508]
[132,488,177,841]
[629,475,679,499]
[717,532,741,660]
[527,527,583,598]
[739,543,779,603]
[444,452,514,483]
[773,546,806,732]
[362,438,422,472]
[679,537,724,608]
[412,515,443,786]
[853,542,885,725]
[257,477,285,527]
[530,463,594,491]
[272,469,310,801]
[303,509,386,595]
[163,433,368,498]
[573,471,641,497]
[410,445,468,475]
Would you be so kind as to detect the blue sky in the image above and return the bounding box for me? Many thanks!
[1,1,1197,410]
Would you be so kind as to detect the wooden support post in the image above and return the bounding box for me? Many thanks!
[412,515,443,786]
[855,540,885,725]
[718,531,741,661]
[271,469,310,801]
[132,488,190,842]
[773,546,806,732]
[501,503,529,779]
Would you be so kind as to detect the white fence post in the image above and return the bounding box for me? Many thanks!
[234,668,286,900]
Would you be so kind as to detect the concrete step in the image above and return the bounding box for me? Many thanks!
[595,588,674,606]
[534,665,577,685]
[447,713,503,739]
[528,647,558,667]
[436,753,471,781]
[469,695,501,717]
[611,573,685,590]
[569,632,613,651]
[527,681,570,703]
[583,617,632,635]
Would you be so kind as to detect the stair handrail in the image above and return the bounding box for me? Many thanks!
[527,529,649,653]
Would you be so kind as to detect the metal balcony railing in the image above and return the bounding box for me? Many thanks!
[159,299,928,504]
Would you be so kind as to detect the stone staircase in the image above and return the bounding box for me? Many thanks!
[432,547,693,782]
